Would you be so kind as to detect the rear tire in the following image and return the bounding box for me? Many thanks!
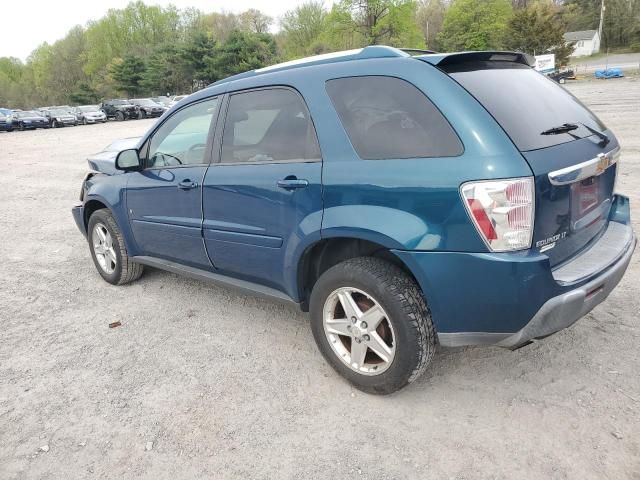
[115,111,125,122]
[88,209,143,285]
[309,257,436,395]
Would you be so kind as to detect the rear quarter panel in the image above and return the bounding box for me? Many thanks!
[296,57,533,252]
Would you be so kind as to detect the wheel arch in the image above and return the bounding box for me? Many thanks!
[296,235,423,312]
[83,194,138,255]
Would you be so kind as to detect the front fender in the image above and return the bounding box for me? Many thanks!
[84,175,138,255]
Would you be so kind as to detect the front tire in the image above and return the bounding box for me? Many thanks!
[309,257,436,395]
[88,209,143,285]
[115,111,125,121]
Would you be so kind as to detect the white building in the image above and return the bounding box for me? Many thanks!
[564,30,601,57]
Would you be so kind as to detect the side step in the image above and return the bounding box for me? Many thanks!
[132,256,298,306]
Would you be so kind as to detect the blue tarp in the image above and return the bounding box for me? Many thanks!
[595,68,624,79]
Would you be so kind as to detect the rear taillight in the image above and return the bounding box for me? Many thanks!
[461,177,534,252]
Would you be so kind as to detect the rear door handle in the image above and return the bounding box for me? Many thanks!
[277,177,309,190]
[178,179,198,190]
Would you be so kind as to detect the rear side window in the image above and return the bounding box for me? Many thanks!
[326,76,463,160]
[443,61,606,151]
[220,88,321,164]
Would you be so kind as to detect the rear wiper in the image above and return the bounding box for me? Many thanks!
[541,122,610,146]
[577,122,610,146]
[540,123,578,135]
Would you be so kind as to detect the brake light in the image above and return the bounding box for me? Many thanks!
[461,177,534,251]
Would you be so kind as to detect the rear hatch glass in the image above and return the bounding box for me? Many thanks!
[440,60,617,267]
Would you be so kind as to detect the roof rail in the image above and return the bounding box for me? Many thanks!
[207,46,411,87]
[399,48,439,55]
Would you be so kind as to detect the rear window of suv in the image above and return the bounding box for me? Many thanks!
[326,76,463,160]
[442,61,606,152]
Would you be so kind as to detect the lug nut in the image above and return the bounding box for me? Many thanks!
[361,321,368,329]
[351,317,357,324]
[354,338,361,343]
[363,334,370,341]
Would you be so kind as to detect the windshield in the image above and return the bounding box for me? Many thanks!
[110,100,129,106]
[173,95,186,101]
[51,109,71,116]
[443,61,606,151]
[17,111,39,118]
[79,106,99,112]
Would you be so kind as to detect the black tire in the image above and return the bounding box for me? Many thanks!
[82,118,87,125]
[138,110,146,120]
[18,123,24,131]
[115,111,125,121]
[309,257,436,395]
[87,209,144,285]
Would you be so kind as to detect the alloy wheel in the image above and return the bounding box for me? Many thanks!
[92,223,117,274]
[323,287,396,376]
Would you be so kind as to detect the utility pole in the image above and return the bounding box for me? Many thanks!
[598,0,605,50]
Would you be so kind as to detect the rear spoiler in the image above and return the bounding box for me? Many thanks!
[418,51,535,68]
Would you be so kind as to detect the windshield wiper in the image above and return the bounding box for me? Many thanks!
[540,122,610,146]
[541,123,578,135]
[577,122,610,146]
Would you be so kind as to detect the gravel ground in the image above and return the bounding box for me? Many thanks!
[1,78,639,480]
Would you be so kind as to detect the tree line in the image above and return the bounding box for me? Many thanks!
[1,0,638,108]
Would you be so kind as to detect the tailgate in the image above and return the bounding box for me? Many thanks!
[523,136,619,266]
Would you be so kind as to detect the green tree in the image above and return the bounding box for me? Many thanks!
[341,0,425,46]
[208,31,278,81]
[506,1,573,65]
[111,55,146,97]
[416,0,447,50]
[69,83,100,104]
[239,9,273,34]
[280,1,328,57]
[438,0,513,50]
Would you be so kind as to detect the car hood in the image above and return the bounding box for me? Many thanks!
[87,137,141,175]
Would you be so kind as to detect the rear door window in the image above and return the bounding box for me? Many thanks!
[326,76,463,160]
[220,88,321,164]
[443,61,606,151]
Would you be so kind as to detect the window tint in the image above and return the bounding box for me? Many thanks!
[147,97,218,167]
[443,61,606,151]
[326,76,463,160]
[220,89,320,164]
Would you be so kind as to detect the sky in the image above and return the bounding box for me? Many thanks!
[2,0,312,61]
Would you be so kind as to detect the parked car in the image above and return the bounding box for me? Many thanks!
[74,105,107,124]
[11,110,49,130]
[150,96,172,108]
[129,98,165,119]
[168,94,187,107]
[45,108,78,127]
[72,47,635,394]
[100,99,138,121]
[0,110,13,132]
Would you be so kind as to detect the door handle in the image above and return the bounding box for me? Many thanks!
[277,177,309,190]
[178,179,198,190]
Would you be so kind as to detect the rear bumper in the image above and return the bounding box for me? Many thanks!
[393,194,635,348]
[497,230,635,348]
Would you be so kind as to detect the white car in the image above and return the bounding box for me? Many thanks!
[75,105,107,125]
[168,95,188,108]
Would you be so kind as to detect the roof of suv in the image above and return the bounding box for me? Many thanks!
[207,46,535,88]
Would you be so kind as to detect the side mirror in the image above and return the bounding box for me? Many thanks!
[115,149,142,171]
